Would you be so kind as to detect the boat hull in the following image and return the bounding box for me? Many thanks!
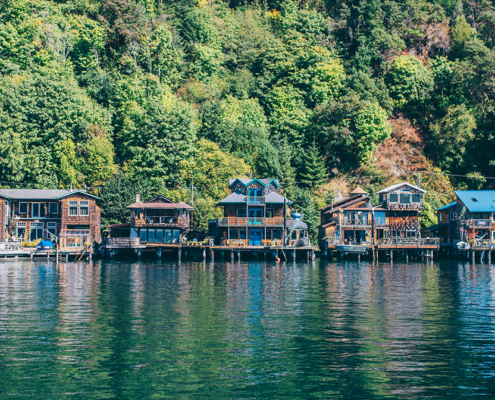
[334,244,369,254]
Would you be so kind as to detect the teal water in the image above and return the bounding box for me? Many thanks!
[0,260,495,399]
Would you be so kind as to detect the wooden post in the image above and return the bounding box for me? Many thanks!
[311,249,315,261]
[237,249,240,261]
[178,247,182,262]
[264,251,267,261]
[66,253,68,262]
[231,250,234,263]
[471,250,475,264]
[358,254,361,263]
[390,250,393,263]
[157,248,162,259]
[292,250,296,261]
[489,250,492,264]
[89,250,92,262]
[210,249,214,262]
[202,248,206,262]
[406,251,409,263]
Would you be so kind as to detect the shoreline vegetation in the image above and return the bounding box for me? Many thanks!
[2,0,495,243]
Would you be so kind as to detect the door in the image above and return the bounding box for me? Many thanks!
[249,229,262,245]
[248,188,263,204]
[248,208,263,224]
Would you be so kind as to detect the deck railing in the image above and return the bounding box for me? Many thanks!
[247,196,265,205]
[387,203,423,211]
[217,217,285,226]
[133,216,190,228]
[107,237,141,248]
[377,237,440,247]
[462,219,492,229]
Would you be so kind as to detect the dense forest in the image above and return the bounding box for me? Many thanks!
[1,0,495,241]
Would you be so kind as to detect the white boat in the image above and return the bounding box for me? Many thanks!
[334,244,369,254]
[457,242,470,250]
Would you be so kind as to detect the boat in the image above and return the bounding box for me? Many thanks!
[334,244,369,255]
[456,241,470,250]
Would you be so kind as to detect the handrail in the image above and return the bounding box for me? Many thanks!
[217,217,285,226]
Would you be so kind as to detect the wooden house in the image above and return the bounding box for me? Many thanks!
[318,186,385,249]
[211,178,308,246]
[108,194,193,245]
[377,182,425,240]
[319,182,426,250]
[453,191,495,244]
[0,189,101,247]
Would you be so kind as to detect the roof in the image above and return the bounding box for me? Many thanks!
[455,191,495,212]
[320,195,371,212]
[350,186,367,195]
[105,223,131,229]
[126,201,193,210]
[0,189,100,201]
[437,201,457,211]
[228,178,280,188]
[217,191,292,205]
[377,182,426,194]
[422,223,449,231]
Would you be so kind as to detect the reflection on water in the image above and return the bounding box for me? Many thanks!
[1,260,495,399]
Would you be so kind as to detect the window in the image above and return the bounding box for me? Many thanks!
[69,201,78,216]
[173,230,180,244]
[237,208,246,218]
[19,202,27,214]
[231,229,238,240]
[412,194,421,203]
[266,230,272,240]
[156,229,164,243]
[47,222,57,237]
[79,201,89,216]
[17,222,27,239]
[5,200,8,217]
[439,213,443,222]
[389,194,399,203]
[140,229,147,242]
[400,194,411,204]
[406,230,416,238]
[292,230,297,239]
[147,229,155,243]
[49,203,59,214]
[266,209,274,218]
[374,211,386,225]
[30,222,44,241]
[164,229,172,243]
[272,229,281,240]
[239,229,246,240]
[450,213,457,221]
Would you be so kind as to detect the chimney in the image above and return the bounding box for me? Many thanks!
[136,193,140,203]
[70,183,73,192]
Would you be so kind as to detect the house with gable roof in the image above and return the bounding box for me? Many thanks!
[211,177,308,246]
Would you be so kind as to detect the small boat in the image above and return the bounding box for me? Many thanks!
[334,244,369,254]
[457,241,470,250]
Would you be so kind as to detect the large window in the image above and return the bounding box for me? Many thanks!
[140,229,147,242]
[17,222,26,239]
[147,229,155,243]
[69,201,78,216]
[19,202,27,214]
[239,229,246,240]
[164,229,172,243]
[374,211,386,225]
[266,230,272,240]
[30,222,44,241]
[237,208,247,218]
[173,230,180,244]
[79,201,89,216]
[231,229,238,239]
[156,229,164,243]
[49,203,59,214]
[400,194,411,204]
[389,194,399,203]
[32,203,45,218]
[47,222,57,238]
[344,211,369,225]
[272,229,281,240]
[412,194,421,203]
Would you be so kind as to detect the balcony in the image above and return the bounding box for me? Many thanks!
[247,196,265,205]
[387,203,423,211]
[342,218,371,227]
[132,216,190,228]
[462,219,492,229]
[106,237,141,249]
[377,237,440,248]
[217,217,285,227]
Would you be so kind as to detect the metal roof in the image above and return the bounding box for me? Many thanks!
[228,178,280,188]
[377,182,426,194]
[455,191,495,212]
[437,201,457,211]
[0,189,100,200]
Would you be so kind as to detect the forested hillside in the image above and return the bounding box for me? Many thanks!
[1,0,495,240]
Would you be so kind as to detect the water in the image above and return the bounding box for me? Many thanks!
[0,260,495,399]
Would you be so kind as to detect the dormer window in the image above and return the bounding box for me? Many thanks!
[472,198,478,202]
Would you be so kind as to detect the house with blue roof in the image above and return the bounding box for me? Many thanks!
[209,178,308,246]
[454,191,495,242]
[423,201,457,244]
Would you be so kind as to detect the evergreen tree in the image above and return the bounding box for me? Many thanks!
[300,140,327,189]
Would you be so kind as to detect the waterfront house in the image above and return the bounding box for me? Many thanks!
[453,191,495,243]
[0,188,101,247]
[319,182,426,250]
[107,194,193,246]
[210,178,308,246]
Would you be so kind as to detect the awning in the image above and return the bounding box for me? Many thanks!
[60,229,90,237]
